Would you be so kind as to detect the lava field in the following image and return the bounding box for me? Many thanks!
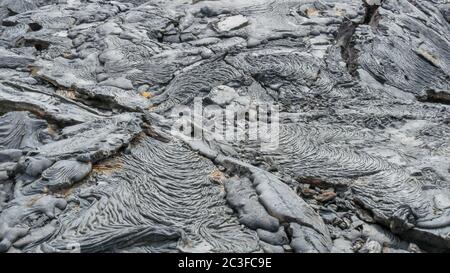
[0,0,449,253]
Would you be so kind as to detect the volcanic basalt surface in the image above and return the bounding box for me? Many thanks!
[0,0,449,253]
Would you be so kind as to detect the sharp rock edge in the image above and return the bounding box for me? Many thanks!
[0,0,449,253]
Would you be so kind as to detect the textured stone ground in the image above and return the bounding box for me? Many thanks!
[0,0,449,253]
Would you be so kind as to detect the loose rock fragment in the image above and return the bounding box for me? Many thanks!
[213,15,249,32]
[0,0,449,254]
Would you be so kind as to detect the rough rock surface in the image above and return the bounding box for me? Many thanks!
[0,0,449,253]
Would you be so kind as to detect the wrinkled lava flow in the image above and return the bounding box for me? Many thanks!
[0,0,449,253]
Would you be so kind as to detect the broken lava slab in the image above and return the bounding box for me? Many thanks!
[213,15,249,32]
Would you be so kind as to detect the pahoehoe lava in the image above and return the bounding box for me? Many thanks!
[0,0,449,253]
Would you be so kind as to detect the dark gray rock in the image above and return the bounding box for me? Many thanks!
[22,159,92,194]
[225,176,280,232]
[0,0,449,253]
[257,227,289,246]
[36,114,143,162]
[43,138,259,253]
[0,112,47,150]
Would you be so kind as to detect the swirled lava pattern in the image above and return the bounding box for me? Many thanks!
[0,0,449,253]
